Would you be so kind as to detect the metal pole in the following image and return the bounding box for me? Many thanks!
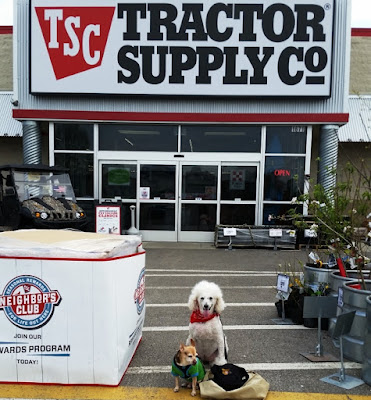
[339,336,345,382]
[318,125,339,193]
[22,121,41,164]
[316,316,323,356]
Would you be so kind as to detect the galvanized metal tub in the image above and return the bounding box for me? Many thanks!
[329,270,364,296]
[328,270,360,335]
[304,264,336,289]
[340,280,371,363]
[362,295,371,385]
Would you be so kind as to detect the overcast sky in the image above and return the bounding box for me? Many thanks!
[0,0,370,27]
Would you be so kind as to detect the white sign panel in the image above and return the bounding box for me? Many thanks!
[30,0,334,97]
[140,187,150,199]
[304,228,318,238]
[95,205,121,234]
[269,228,282,237]
[276,274,290,293]
[223,228,237,236]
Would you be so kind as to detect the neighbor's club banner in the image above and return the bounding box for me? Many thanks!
[30,0,334,96]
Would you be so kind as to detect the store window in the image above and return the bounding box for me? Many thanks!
[264,156,305,201]
[54,153,94,198]
[140,165,176,199]
[182,165,218,200]
[181,125,261,152]
[101,164,137,199]
[266,126,307,154]
[54,123,94,150]
[99,124,178,151]
[140,204,175,230]
[181,204,217,232]
[220,204,255,225]
[221,166,257,200]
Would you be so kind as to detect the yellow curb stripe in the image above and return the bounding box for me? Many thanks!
[0,385,369,400]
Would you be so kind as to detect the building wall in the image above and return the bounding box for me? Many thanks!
[0,28,12,90]
[338,142,371,180]
[0,137,23,163]
[349,31,371,95]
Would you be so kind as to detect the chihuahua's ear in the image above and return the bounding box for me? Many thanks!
[179,343,185,351]
[190,338,196,347]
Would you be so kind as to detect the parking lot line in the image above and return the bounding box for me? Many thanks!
[143,324,310,331]
[146,302,274,307]
[126,362,361,374]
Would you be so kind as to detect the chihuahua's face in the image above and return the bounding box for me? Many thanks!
[176,339,198,366]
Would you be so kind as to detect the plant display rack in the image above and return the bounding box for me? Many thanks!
[214,224,296,249]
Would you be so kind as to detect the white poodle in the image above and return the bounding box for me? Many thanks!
[186,280,228,366]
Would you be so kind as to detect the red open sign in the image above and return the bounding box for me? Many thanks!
[274,169,291,176]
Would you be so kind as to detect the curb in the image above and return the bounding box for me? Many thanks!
[0,385,369,400]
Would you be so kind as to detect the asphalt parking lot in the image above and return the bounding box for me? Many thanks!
[0,242,370,400]
[120,242,371,396]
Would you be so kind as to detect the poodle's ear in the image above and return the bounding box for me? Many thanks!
[187,292,199,311]
[214,295,226,314]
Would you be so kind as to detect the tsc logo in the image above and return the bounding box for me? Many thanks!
[0,275,61,330]
[35,7,115,79]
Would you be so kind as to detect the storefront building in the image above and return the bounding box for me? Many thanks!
[11,0,352,242]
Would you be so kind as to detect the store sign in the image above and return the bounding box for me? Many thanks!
[30,0,334,96]
[95,205,121,234]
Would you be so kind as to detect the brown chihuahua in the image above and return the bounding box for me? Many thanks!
[171,339,205,396]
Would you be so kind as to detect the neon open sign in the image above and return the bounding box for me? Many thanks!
[274,169,291,176]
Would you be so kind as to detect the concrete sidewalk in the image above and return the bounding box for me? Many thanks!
[0,384,370,400]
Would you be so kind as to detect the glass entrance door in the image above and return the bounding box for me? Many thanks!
[138,162,178,241]
[178,163,218,242]
[100,161,259,242]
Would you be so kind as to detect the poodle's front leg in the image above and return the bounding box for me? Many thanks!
[212,335,228,366]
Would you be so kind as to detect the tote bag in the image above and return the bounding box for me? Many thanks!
[200,370,269,400]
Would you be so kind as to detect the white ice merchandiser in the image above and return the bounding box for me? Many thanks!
[0,229,146,386]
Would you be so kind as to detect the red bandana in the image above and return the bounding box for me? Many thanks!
[190,310,219,323]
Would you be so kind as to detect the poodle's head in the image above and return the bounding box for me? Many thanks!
[188,280,226,316]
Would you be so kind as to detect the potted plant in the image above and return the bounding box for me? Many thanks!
[275,261,331,327]
[285,159,370,361]
[288,160,370,288]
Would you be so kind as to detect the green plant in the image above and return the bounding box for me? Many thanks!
[287,159,370,289]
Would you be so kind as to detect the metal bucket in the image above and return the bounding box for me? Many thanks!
[340,280,371,363]
[328,270,359,335]
[304,264,336,290]
[362,295,371,385]
[329,270,362,296]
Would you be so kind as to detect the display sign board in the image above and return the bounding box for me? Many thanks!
[269,228,283,237]
[276,274,290,293]
[223,227,237,236]
[95,205,121,234]
[30,0,334,97]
